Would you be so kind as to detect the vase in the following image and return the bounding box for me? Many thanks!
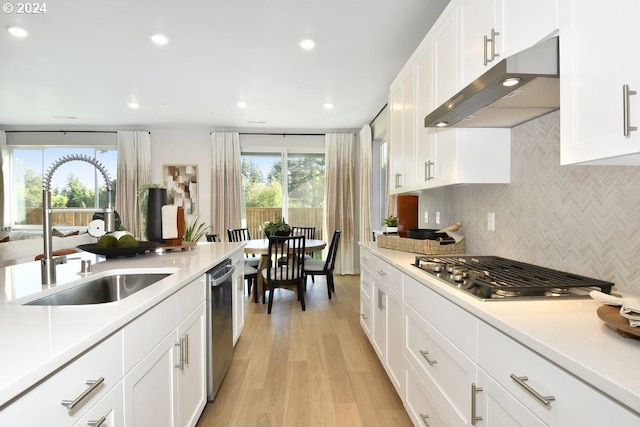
[146,188,167,243]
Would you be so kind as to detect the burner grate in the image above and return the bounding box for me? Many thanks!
[415,256,613,299]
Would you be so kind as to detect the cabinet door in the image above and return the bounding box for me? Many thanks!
[459,0,497,85]
[401,68,417,190]
[500,0,557,57]
[560,0,640,164]
[475,369,547,427]
[371,281,386,361]
[177,302,207,427]
[389,84,404,193]
[415,41,437,187]
[124,332,178,427]
[432,7,459,108]
[360,262,373,339]
[385,287,404,399]
[232,257,244,345]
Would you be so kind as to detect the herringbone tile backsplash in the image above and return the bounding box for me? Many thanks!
[419,111,640,295]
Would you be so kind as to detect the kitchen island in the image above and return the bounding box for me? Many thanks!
[0,242,244,425]
[360,242,640,426]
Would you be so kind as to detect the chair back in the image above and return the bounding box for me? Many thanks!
[291,226,316,240]
[266,235,306,283]
[227,228,251,242]
[323,230,342,271]
[205,233,220,242]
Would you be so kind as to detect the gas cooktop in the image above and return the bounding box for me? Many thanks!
[413,256,613,301]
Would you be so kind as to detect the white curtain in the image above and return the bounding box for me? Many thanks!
[359,125,373,243]
[324,132,356,275]
[116,130,151,238]
[0,131,6,228]
[210,131,242,239]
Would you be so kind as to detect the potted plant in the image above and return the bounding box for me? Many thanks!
[264,217,291,237]
[183,216,211,242]
[383,215,398,234]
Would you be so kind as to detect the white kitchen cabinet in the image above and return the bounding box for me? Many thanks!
[72,381,125,427]
[405,361,456,427]
[415,39,437,187]
[559,0,640,165]
[433,127,510,187]
[359,252,373,339]
[499,0,557,58]
[474,369,547,427]
[362,247,405,398]
[232,252,245,345]
[432,4,459,108]
[478,321,640,427]
[0,331,123,427]
[389,66,417,194]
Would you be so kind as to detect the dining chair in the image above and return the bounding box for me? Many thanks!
[261,235,306,314]
[227,227,260,300]
[303,230,341,299]
[205,232,220,242]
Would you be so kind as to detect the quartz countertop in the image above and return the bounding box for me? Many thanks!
[0,242,243,407]
[360,242,640,415]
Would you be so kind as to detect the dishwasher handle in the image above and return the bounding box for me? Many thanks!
[209,263,235,287]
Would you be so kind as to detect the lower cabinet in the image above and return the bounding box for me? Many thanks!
[232,252,245,345]
[359,248,640,427]
[72,381,125,427]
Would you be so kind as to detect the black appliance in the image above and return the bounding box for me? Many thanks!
[413,256,613,301]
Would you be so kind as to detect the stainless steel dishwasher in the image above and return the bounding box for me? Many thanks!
[206,259,234,401]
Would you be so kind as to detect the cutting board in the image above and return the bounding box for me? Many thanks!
[597,305,640,339]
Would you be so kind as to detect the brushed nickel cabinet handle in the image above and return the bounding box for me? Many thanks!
[87,415,107,427]
[174,342,184,370]
[360,313,368,320]
[61,377,104,410]
[419,413,431,426]
[490,28,500,61]
[471,383,483,425]
[182,334,189,365]
[419,350,437,366]
[484,35,489,66]
[510,374,555,406]
[623,84,637,137]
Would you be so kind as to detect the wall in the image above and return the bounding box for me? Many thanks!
[419,111,640,295]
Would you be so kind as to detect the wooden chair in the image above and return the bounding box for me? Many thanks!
[205,233,220,242]
[261,235,306,314]
[303,230,341,299]
[227,228,252,242]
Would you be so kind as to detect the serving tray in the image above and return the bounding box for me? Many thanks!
[77,241,159,258]
[597,305,640,340]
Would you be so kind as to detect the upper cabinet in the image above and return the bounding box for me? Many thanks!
[389,66,417,194]
[559,0,640,165]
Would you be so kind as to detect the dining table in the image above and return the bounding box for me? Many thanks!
[243,238,327,303]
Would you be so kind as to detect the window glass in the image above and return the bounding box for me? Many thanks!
[10,147,117,228]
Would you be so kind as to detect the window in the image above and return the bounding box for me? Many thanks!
[240,150,325,239]
[10,147,117,229]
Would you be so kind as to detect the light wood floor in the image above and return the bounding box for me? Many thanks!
[196,274,412,427]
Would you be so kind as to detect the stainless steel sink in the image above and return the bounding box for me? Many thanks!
[25,273,171,306]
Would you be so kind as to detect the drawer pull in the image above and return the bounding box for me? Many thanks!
[377,270,387,276]
[61,377,104,410]
[87,415,107,427]
[183,334,189,365]
[510,374,555,407]
[471,383,483,425]
[419,413,431,427]
[419,350,437,366]
[360,313,368,320]
[174,342,184,370]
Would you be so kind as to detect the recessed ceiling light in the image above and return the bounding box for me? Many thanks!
[300,39,315,50]
[323,103,334,110]
[6,26,28,38]
[127,102,140,109]
[150,34,169,46]
[237,101,247,109]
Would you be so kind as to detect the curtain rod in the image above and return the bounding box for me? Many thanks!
[4,130,151,134]
[369,103,388,126]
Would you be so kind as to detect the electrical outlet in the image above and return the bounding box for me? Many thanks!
[487,212,495,231]
[435,211,441,225]
[424,211,429,223]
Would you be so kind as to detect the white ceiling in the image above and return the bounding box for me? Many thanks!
[0,0,449,130]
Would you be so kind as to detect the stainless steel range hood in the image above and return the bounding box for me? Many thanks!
[424,36,559,128]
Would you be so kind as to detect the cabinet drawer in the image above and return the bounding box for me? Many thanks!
[370,255,402,296]
[405,361,455,427]
[72,380,124,427]
[478,321,639,425]
[123,275,205,372]
[360,288,372,338]
[0,331,123,427]
[360,265,372,299]
[404,275,477,358]
[405,304,473,425]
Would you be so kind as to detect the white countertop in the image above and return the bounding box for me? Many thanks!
[360,242,640,415]
[0,242,243,407]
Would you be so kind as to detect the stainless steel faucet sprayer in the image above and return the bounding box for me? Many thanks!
[41,154,115,285]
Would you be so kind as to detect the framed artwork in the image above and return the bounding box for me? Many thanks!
[163,164,198,215]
